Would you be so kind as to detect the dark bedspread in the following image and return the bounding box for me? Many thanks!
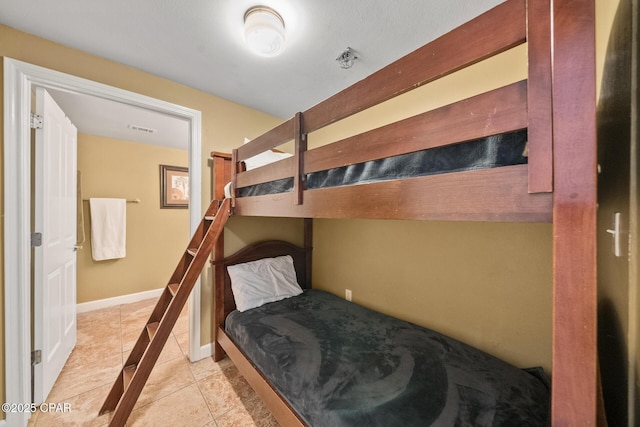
[239,130,528,197]
[225,289,549,426]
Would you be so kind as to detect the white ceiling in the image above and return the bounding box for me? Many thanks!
[42,87,191,150]
[1,0,505,149]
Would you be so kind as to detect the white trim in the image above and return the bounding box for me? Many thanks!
[76,288,165,313]
[3,55,32,427]
[4,58,203,426]
[199,343,213,358]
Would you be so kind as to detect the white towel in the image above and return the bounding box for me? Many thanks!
[89,198,126,261]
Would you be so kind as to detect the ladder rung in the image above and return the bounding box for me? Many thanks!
[146,322,159,340]
[123,365,137,390]
[168,283,180,296]
[204,215,215,221]
[186,248,198,256]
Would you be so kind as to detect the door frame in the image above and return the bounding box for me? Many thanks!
[3,58,203,426]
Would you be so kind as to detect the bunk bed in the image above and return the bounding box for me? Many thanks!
[210,0,597,425]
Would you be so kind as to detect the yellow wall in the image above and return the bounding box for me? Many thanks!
[77,134,189,303]
[314,220,552,369]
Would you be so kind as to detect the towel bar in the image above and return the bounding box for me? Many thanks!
[83,198,140,203]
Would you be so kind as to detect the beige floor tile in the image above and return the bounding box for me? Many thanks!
[34,384,113,427]
[215,406,257,427]
[127,384,213,427]
[119,299,157,342]
[198,365,256,419]
[172,307,189,336]
[221,367,258,402]
[121,322,151,353]
[135,355,195,409]
[156,334,185,364]
[240,394,278,425]
[122,334,184,366]
[74,336,122,363]
[77,306,120,329]
[198,373,242,418]
[47,352,122,402]
[174,331,189,355]
[214,397,278,427]
[27,410,39,426]
[120,298,157,319]
[189,355,233,382]
[120,305,185,353]
[76,307,122,357]
[64,338,120,372]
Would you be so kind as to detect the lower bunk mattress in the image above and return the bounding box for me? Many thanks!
[225,289,550,426]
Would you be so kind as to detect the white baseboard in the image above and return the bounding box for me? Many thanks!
[76,288,164,313]
[198,342,212,360]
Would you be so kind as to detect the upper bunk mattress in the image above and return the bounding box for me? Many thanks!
[238,129,528,197]
[225,289,549,426]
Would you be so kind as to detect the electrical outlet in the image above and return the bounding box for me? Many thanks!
[345,289,352,301]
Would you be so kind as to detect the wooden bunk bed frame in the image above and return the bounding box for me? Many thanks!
[211,0,597,425]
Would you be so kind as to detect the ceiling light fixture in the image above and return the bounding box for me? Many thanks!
[243,6,286,57]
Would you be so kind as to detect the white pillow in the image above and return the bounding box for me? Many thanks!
[243,137,293,170]
[228,255,303,312]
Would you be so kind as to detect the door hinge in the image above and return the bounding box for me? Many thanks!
[31,232,42,247]
[31,350,42,366]
[30,113,43,129]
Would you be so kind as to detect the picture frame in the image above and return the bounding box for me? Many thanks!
[160,165,189,209]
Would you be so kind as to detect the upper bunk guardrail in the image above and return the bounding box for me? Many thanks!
[235,81,528,190]
[233,0,552,197]
[305,82,527,174]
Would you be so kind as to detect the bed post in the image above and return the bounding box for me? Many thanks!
[550,0,597,424]
[304,218,313,288]
[293,112,306,205]
[211,152,232,361]
[211,152,232,200]
[212,226,226,361]
[526,0,553,193]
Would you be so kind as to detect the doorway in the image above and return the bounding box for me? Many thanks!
[4,58,203,426]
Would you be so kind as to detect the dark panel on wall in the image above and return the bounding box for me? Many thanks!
[596,0,637,424]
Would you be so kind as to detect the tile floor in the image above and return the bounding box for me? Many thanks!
[27,298,278,427]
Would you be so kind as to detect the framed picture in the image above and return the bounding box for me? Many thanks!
[160,165,189,209]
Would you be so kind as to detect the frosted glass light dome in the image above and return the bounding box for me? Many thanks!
[243,6,286,57]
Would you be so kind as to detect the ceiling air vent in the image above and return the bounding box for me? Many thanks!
[128,124,157,134]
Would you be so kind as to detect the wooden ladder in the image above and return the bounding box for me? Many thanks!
[99,198,231,426]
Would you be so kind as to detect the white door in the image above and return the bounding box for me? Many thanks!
[33,87,78,404]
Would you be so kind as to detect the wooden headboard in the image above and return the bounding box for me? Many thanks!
[212,240,311,327]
